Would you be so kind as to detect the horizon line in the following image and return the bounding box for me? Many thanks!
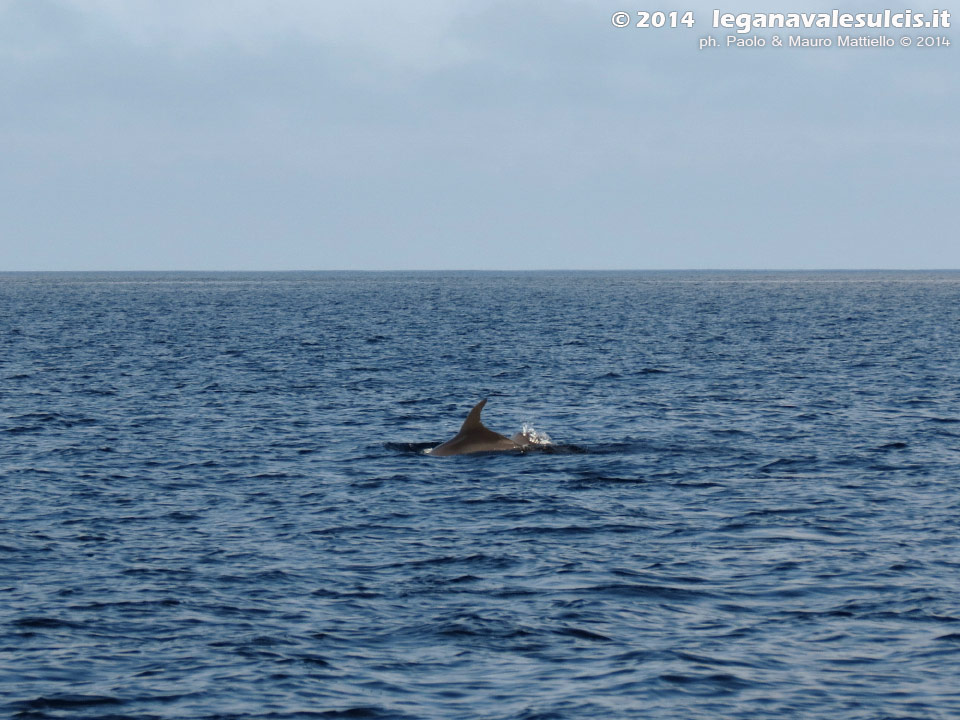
[3,268,959,274]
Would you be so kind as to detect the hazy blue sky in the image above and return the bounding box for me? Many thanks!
[1,1,956,270]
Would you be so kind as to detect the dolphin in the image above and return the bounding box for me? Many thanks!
[427,399,531,456]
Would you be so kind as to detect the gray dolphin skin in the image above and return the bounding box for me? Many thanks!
[427,399,524,456]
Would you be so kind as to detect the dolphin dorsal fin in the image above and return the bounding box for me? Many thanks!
[460,399,488,432]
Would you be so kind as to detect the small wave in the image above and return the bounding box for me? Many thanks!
[525,443,588,455]
[306,706,418,719]
[384,442,436,454]
[657,671,753,690]
[586,582,717,601]
[573,474,646,484]
[12,616,83,629]
[555,626,614,642]
[9,695,123,711]
[296,653,332,666]
[311,587,381,599]
[759,456,819,472]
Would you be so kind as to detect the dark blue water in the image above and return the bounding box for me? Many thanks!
[3,271,960,719]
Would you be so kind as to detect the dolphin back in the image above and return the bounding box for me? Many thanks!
[428,399,521,456]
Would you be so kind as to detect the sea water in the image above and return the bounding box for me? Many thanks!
[2,271,959,719]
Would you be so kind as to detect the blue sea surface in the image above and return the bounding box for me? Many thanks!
[2,270,960,719]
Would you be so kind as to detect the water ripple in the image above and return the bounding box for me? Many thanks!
[2,271,960,718]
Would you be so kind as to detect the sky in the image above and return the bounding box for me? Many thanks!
[0,0,956,270]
